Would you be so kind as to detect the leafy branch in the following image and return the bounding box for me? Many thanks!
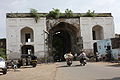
[64,9,73,18]
[30,8,41,23]
[83,10,96,17]
[47,8,61,19]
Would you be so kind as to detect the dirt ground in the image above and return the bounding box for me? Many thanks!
[0,63,56,80]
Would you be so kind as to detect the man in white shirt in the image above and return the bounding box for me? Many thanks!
[64,52,74,60]
[78,50,87,66]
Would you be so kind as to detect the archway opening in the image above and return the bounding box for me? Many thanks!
[92,25,104,40]
[52,30,71,61]
[48,22,79,62]
[21,27,34,43]
[21,45,34,55]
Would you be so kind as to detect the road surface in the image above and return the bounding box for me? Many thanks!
[55,61,120,80]
[0,64,56,80]
[0,61,120,80]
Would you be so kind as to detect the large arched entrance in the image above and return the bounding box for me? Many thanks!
[52,30,71,61]
[48,22,80,61]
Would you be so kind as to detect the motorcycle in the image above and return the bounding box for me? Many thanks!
[64,52,74,66]
[66,58,72,66]
[80,58,87,66]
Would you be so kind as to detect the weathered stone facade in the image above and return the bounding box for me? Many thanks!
[6,13,115,60]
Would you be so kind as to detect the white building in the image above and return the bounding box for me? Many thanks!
[6,13,115,60]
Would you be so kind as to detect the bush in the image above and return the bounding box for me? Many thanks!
[47,8,61,19]
[30,8,41,23]
[0,48,6,60]
[64,9,73,18]
[83,10,96,17]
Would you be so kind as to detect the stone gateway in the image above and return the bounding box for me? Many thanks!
[6,13,115,61]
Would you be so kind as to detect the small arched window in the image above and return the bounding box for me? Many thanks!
[92,25,104,40]
[21,27,34,43]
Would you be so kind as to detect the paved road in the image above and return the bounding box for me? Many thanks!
[55,61,120,80]
[0,62,120,80]
[0,64,56,80]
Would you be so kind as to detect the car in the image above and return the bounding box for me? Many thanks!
[0,57,7,74]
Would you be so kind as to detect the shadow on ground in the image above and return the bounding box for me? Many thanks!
[0,74,5,76]
[106,63,120,67]
[7,66,33,71]
[7,69,20,72]
[56,64,85,68]
[20,66,34,69]
[96,77,120,80]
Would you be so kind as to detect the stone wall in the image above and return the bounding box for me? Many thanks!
[6,17,46,59]
[80,17,115,54]
[6,15,115,59]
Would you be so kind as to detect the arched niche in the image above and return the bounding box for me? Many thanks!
[21,27,34,43]
[92,25,104,40]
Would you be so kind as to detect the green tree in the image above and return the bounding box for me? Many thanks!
[0,48,6,60]
[65,9,73,18]
[47,8,61,19]
[30,8,41,23]
[84,10,96,17]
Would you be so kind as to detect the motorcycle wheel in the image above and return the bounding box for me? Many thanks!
[67,63,72,66]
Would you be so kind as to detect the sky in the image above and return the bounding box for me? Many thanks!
[0,0,120,38]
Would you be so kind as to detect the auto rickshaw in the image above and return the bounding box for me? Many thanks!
[17,54,37,68]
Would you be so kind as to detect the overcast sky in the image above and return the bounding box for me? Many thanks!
[0,0,120,38]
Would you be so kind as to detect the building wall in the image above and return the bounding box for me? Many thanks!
[97,39,111,54]
[96,38,120,60]
[80,17,115,53]
[6,18,46,59]
[6,16,115,59]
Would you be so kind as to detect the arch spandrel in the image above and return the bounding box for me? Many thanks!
[46,18,80,31]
